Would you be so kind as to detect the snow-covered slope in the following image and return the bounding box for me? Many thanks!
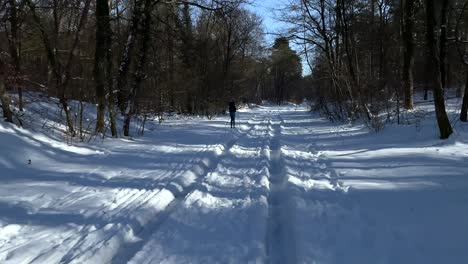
[1,99,468,263]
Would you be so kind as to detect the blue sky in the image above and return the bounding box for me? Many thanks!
[246,0,288,45]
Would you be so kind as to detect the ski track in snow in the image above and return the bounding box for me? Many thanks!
[0,112,257,263]
[126,113,275,263]
[266,112,297,264]
[111,117,258,264]
[2,103,468,263]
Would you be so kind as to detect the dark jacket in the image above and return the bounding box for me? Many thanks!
[229,101,236,113]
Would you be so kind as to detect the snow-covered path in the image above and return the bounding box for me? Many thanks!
[1,104,468,263]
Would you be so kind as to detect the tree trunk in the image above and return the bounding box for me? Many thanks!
[116,0,143,114]
[424,60,429,100]
[94,0,111,134]
[0,76,13,123]
[439,0,449,90]
[370,0,375,78]
[425,0,453,139]
[108,98,118,137]
[167,4,175,109]
[378,2,385,85]
[123,0,154,136]
[108,71,118,137]
[403,0,414,109]
[460,69,468,122]
[107,17,117,138]
[7,0,23,111]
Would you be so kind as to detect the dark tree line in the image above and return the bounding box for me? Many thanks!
[2,0,468,140]
[0,0,303,137]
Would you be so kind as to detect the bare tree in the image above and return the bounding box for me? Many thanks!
[402,0,415,109]
[461,70,468,121]
[455,0,468,121]
[425,0,453,138]
[0,58,13,123]
[123,0,155,136]
[94,0,117,136]
[25,0,92,136]
[440,0,450,90]
[5,0,23,111]
[116,0,144,115]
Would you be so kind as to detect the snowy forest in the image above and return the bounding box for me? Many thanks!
[1,0,467,138]
[1,0,468,263]
[1,0,304,137]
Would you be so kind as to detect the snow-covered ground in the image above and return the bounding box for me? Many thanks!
[1,98,468,263]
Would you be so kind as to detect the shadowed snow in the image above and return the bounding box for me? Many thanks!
[1,101,468,263]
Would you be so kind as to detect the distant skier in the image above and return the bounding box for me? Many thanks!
[228,100,237,128]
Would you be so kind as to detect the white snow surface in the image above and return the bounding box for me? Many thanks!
[1,100,468,263]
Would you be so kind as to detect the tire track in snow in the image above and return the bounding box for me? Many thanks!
[111,116,260,264]
[266,113,297,264]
